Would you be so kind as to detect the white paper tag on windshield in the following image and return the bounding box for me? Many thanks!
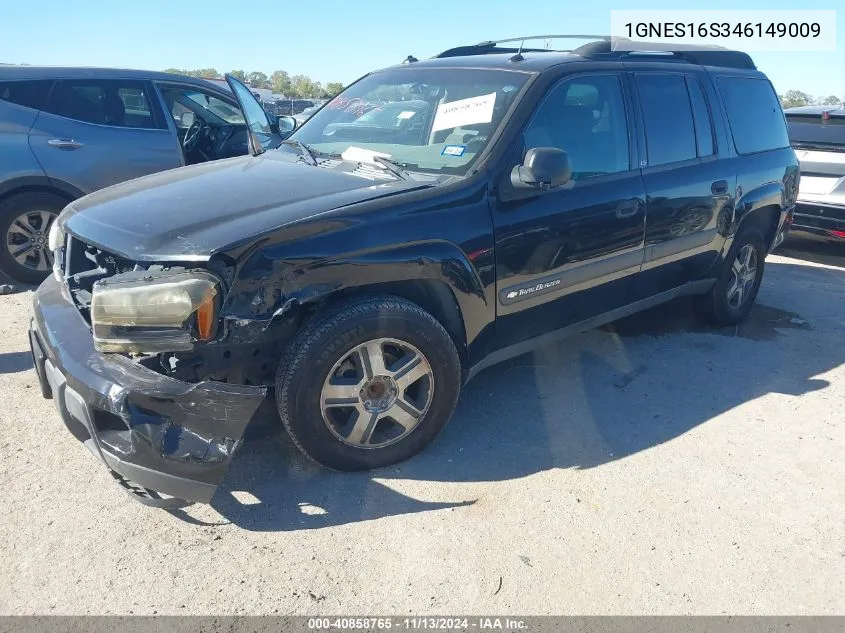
[397,111,417,120]
[341,146,392,164]
[432,92,497,132]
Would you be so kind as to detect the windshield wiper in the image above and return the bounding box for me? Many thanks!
[371,155,411,181]
[282,139,318,166]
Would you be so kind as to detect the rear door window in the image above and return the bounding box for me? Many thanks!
[0,80,54,111]
[42,79,164,129]
[635,74,697,167]
[717,76,789,154]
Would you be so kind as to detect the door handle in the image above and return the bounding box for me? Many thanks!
[711,179,729,195]
[615,199,640,219]
[47,138,83,150]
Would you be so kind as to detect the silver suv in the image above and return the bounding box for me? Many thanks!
[0,67,286,283]
[785,105,845,244]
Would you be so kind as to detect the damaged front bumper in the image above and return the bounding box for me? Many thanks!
[29,274,267,507]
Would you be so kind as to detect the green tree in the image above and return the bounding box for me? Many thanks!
[270,70,292,95]
[163,68,187,76]
[229,69,247,81]
[248,71,269,89]
[780,90,812,109]
[324,82,344,97]
[182,68,221,79]
[819,95,842,106]
[290,74,317,98]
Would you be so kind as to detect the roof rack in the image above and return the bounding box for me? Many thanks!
[435,34,610,58]
[434,35,756,70]
[574,38,756,70]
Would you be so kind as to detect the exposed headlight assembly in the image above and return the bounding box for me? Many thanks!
[48,222,65,280]
[91,270,220,354]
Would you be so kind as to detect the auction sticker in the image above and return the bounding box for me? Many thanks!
[432,92,496,132]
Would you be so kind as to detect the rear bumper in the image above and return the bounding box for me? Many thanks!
[30,274,267,506]
[791,200,845,241]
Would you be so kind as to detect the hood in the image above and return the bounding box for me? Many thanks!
[61,151,423,261]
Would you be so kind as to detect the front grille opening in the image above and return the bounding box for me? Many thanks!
[63,236,141,318]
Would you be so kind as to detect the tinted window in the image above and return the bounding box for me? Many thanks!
[686,77,714,157]
[636,74,697,166]
[0,80,53,110]
[524,74,630,180]
[43,79,161,129]
[717,77,789,154]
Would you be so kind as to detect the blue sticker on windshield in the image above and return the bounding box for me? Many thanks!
[442,144,466,157]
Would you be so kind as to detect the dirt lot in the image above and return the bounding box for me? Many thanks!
[1,241,843,615]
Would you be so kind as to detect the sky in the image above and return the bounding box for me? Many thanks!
[0,0,842,99]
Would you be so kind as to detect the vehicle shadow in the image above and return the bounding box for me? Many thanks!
[0,272,34,295]
[0,351,33,374]
[776,236,844,268]
[203,258,844,531]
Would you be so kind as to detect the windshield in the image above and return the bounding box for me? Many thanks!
[288,67,531,176]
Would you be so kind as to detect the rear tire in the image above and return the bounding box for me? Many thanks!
[0,192,66,285]
[276,295,461,471]
[694,226,766,326]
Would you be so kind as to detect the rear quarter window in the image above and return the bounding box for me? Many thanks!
[0,80,54,111]
[717,76,789,155]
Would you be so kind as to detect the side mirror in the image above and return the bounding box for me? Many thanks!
[277,115,297,135]
[511,147,572,190]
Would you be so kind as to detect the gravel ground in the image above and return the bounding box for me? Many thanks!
[0,242,843,615]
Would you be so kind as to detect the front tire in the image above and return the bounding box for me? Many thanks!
[695,226,766,326]
[0,192,66,285]
[276,296,461,471]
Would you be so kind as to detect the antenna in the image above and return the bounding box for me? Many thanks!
[510,39,526,62]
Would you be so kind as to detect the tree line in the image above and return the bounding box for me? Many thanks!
[779,91,844,109]
[162,68,344,99]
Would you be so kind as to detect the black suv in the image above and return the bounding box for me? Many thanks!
[29,37,798,506]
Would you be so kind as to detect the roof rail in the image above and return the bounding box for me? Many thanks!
[574,38,756,70]
[435,34,611,58]
[434,35,756,70]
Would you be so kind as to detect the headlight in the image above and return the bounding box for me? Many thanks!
[48,222,65,280]
[91,271,220,354]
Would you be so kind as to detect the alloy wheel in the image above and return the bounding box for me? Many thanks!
[4,210,56,272]
[319,337,434,449]
[726,244,758,309]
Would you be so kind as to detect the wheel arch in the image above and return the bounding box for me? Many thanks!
[326,278,468,374]
[224,240,490,378]
[0,176,84,209]
[734,181,785,251]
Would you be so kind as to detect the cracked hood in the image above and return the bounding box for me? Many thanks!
[61,151,423,261]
